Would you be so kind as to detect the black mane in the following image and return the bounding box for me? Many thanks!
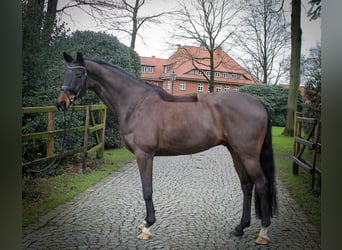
[89,59,198,103]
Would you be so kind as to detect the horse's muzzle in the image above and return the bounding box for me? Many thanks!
[56,92,71,111]
[56,100,67,111]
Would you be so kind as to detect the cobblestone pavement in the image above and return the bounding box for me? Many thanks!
[22,146,321,249]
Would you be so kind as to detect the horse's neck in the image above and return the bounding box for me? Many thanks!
[85,60,150,123]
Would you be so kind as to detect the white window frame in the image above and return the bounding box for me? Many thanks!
[215,72,221,78]
[198,83,204,92]
[196,70,203,75]
[216,85,222,92]
[179,81,186,91]
[141,65,154,73]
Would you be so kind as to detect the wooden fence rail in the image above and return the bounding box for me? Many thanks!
[22,104,107,171]
[292,115,321,192]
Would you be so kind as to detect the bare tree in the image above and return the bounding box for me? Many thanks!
[307,0,321,21]
[58,0,173,50]
[231,0,290,85]
[172,0,239,92]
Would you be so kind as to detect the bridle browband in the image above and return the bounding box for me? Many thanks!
[61,65,88,101]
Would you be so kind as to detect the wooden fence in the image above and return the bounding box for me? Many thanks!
[292,115,321,192]
[22,104,107,171]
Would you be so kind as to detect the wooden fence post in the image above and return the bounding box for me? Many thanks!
[311,119,319,190]
[47,111,54,156]
[81,106,90,172]
[292,115,301,175]
[96,106,107,159]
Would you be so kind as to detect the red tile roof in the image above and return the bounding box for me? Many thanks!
[140,56,168,81]
[141,45,260,86]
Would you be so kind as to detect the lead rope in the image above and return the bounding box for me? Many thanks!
[42,104,76,176]
[25,104,75,176]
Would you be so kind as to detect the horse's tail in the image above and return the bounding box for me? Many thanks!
[255,106,278,219]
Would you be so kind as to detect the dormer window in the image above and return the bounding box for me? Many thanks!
[164,65,173,74]
[141,65,154,73]
[231,73,238,79]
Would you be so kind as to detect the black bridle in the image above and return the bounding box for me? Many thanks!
[61,65,88,102]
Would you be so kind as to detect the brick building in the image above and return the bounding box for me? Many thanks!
[140,45,260,95]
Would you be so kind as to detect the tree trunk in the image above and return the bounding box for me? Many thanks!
[130,0,140,50]
[41,0,58,45]
[282,0,302,136]
[130,20,137,50]
[209,50,215,92]
[24,0,45,50]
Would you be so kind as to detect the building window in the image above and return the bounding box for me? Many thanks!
[179,81,186,91]
[164,65,173,74]
[196,70,203,75]
[141,65,154,73]
[215,72,222,78]
[167,81,171,89]
[198,83,204,92]
[234,87,239,91]
[205,71,210,76]
[216,85,222,92]
[222,73,229,78]
[224,85,230,91]
[231,73,238,79]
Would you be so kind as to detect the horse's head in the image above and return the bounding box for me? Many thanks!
[56,52,88,111]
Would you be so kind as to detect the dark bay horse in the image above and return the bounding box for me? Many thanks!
[56,52,277,245]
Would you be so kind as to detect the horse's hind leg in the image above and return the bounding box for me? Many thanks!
[241,157,272,244]
[229,152,254,237]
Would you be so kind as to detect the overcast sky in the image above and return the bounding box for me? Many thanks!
[59,0,321,59]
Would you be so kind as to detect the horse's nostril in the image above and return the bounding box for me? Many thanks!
[56,100,67,111]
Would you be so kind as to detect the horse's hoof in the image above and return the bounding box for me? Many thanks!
[137,226,152,240]
[230,229,244,237]
[137,232,152,240]
[138,221,146,230]
[255,235,270,245]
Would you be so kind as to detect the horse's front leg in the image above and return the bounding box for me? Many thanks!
[135,150,155,240]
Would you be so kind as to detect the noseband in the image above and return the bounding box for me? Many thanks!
[61,65,88,101]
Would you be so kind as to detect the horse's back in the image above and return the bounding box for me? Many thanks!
[200,91,267,119]
[199,91,268,152]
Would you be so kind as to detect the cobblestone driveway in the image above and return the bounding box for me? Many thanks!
[22,146,321,249]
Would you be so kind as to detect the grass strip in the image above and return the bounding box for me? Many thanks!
[272,126,321,232]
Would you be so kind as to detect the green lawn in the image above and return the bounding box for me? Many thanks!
[272,126,321,232]
[23,128,321,232]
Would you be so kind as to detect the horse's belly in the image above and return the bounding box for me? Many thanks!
[155,132,222,156]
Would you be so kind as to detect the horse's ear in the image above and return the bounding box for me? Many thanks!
[76,52,85,65]
[63,52,73,63]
